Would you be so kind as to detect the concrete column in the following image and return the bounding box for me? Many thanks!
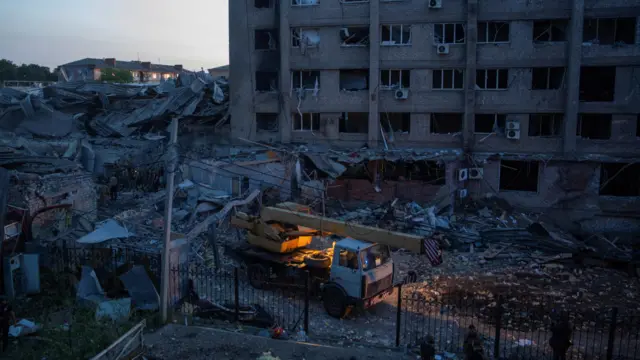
[229,0,253,142]
[563,0,584,154]
[279,1,292,143]
[463,0,478,152]
[368,0,380,148]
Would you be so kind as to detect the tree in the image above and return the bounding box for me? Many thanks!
[100,68,134,83]
[0,58,57,82]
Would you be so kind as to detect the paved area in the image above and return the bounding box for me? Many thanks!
[144,324,415,360]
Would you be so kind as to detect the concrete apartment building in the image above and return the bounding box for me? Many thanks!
[229,0,640,229]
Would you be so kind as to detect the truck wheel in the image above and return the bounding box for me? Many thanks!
[304,253,331,268]
[323,285,348,318]
[248,264,268,289]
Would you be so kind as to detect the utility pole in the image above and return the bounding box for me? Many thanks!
[160,117,178,323]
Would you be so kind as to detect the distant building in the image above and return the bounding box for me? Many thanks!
[59,58,184,82]
[208,65,229,79]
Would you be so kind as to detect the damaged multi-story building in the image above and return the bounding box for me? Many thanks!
[229,0,640,233]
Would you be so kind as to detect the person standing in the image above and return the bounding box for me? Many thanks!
[549,316,572,360]
[420,335,436,360]
[109,174,118,201]
[0,300,16,352]
[464,325,479,360]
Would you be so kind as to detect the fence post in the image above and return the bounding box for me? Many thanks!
[61,239,68,271]
[606,307,618,360]
[234,267,240,322]
[494,295,503,359]
[304,271,310,333]
[395,284,402,347]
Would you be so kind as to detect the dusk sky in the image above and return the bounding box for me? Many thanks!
[0,0,229,71]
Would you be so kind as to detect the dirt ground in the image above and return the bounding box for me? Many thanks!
[143,324,414,360]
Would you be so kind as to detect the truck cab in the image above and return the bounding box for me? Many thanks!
[323,238,395,318]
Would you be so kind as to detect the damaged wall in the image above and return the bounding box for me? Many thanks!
[7,171,97,229]
[467,159,640,233]
[189,159,292,199]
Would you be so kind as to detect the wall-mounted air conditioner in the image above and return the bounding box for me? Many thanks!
[429,0,442,9]
[395,88,409,100]
[457,168,469,181]
[506,129,521,139]
[436,44,449,55]
[469,168,484,180]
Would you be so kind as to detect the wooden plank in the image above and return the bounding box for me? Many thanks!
[261,206,423,253]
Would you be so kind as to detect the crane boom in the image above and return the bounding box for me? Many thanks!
[260,205,423,253]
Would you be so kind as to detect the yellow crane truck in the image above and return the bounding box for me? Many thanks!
[229,202,429,318]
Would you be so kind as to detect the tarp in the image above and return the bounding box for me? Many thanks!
[77,219,133,244]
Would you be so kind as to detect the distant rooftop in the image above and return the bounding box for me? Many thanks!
[208,65,229,72]
[61,58,183,73]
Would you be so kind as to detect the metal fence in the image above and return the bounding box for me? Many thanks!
[165,265,640,360]
[169,265,309,333]
[49,243,162,292]
[399,286,640,360]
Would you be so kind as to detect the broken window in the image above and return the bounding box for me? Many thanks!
[339,112,368,133]
[529,114,563,137]
[583,18,637,45]
[292,70,320,90]
[599,162,640,197]
[381,24,411,45]
[341,27,370,46]
[478,21,510,43]
[256,113,279,132]
[430,113,463,134]
[577,114,612,140]
[474,114,506,133]
[231,176,250,196]
[339,69,369,91]
[476,69,509,90]
[255,71,278,92]
[384,161,445,183]
[531,67,565,90]
[532,20,568,42]
[255,0,273,8]
[380,113,410,133]
[293,113,320,131]
[499,160,539,192]
[291,0,319,5]
[433,69,464,90]
[292,28,320,48]
[255,29,277,50]
[380,69,410,89]
[433,23,465,44]
[579,66,615,102]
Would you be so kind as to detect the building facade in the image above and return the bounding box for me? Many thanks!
[60,58,184,83]
[229,0,640,230]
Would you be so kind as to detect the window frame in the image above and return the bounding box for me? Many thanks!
[474,114,507,134]
[381,24,412,46]
[292,113,321,132]
[380,69,410,90]
[291,28,320,48]
[291,70,320,91]
[528,114,563,137]
[531,67,566,90]
[291,0,319,6]
[477,21,511,44]
[432,69,464,90]
[476,69,509,90]
[433,23,466,44]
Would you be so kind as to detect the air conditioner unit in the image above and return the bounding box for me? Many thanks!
[457,168,468,181]
[505,120,520,130]
[458,189,468,199]
[468,168,484,180]
[436,44,450,55]
[506,129,521,139]
[395,88,409,100]
[429,0,442,9]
